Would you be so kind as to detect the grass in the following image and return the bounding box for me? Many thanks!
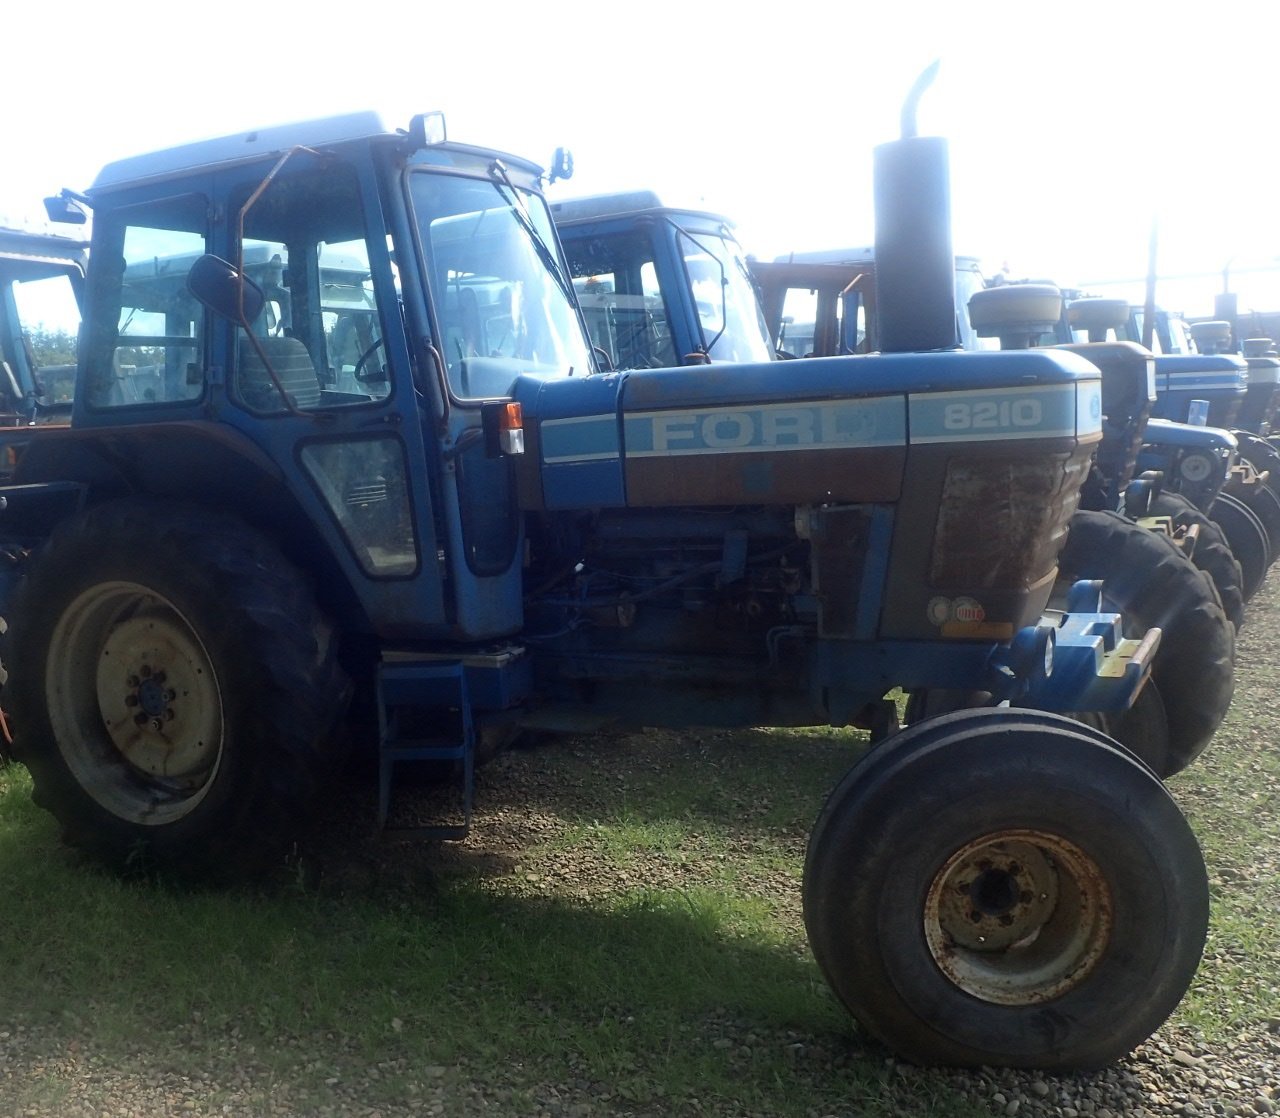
[2,732,965,1116]
[1163,639,1280,1042]
[1,660,1277,1115]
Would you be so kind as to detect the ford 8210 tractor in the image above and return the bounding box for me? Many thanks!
[0,111,1208,1070]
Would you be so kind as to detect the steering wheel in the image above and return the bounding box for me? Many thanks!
[353,339,386,383]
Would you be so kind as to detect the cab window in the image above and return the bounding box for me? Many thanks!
[231,164,392,414]
[84,194,208,410]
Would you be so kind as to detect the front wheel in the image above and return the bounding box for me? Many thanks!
[1146,491,1245,631]
[8,499,350,876]
[803,708,1208,1069]
[1058,510,1234,775]
[1209,492,1269,600]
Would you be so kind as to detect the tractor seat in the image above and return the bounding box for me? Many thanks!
[237,335,322,412]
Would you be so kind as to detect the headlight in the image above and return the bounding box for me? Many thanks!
[1179,451,1218,484]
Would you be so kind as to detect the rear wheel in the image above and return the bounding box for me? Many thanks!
[803,708,1208,1069]
[8,499,350,877]
[1070,678,1170,777]
[1057,509,1234,775]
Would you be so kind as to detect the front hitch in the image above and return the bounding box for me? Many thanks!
[986,580,1160,712]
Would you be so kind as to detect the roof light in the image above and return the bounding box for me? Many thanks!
[407,112,447,149]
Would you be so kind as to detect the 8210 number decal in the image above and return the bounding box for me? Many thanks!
[942,399,1044,430]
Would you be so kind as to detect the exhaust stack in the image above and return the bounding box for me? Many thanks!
[873,62,959,354]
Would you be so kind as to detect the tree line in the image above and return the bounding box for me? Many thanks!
[27,326,77,367]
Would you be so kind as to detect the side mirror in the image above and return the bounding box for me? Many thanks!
[43,192,89,225]
[549,147,574,184]
[186,254,265,326]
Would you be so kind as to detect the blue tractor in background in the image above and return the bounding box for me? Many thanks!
[550,190,777,369]
[0,108,1210,1070]
[1060,295,1280,605]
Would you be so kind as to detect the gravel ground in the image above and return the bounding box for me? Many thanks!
[2,580,1279,1117]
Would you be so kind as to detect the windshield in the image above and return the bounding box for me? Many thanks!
[410,172,594,400]
[676,227,775,363]
[1163,313,1196,354]
[5,263,82,410]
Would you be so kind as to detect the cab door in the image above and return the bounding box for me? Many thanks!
[209,152,449,639]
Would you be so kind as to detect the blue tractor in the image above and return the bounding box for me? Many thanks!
[1062,296,1280,604]
[0,110,1209,1069]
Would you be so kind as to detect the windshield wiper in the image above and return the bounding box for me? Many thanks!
[487,160,576,306]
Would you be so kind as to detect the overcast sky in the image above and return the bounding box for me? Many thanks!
[4,0,1278,317]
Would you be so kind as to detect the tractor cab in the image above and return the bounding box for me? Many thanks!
[551,191,774,368]
[13,112,595,643]
[751,249,989,356]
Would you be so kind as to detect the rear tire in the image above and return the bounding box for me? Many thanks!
[1057,510,1234,775]
[803,708,1208,1069]
[8,499,350,877]
[1071,677,1170,777]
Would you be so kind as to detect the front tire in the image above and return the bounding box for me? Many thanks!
[1058,510,1234,775]
[1209,492,1269,600]
[8,500,349,876]
[1146,491,1246,631]
[803,708,1208,1069]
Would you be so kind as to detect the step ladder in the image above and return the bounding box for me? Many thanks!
[376,659,474,839]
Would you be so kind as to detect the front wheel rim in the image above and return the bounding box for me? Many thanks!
[923,829,1113,1005]
[47,581,224,825]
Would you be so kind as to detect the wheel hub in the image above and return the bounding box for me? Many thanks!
[937,840,1058,952]
[48,581,225,825]
[95,614,222,784]
[134,670,171,719]
[923,829,1112,1005]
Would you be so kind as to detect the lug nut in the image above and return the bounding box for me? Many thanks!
[125,695,139,708]
[134,713,148,727]
[127,675,140,688]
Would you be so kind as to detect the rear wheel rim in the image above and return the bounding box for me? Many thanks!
[47,581,224,825]
[923,829,1113,1005]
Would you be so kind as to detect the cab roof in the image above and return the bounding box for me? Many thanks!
[551,189,734,228]
[0,224,89,269]
[89,111,543,195]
